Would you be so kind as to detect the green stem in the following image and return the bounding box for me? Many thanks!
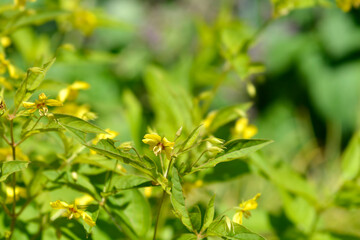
[153,156,175,240]
[153,191,166,240]
[8,118,16,240]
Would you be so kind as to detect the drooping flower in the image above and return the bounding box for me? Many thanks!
[233,118,257,139]
[233,193,261,225]
[50,200,95,227]
[58,81,90,102]
[142,133,174,159]
[23,93,63,116]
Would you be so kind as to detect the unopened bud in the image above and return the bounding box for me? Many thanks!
[246,82,256,98]
[208,146,224,155]
[176,126,183,137]
[71,171,78,181]
[118,142,132,152]
[207,136,224,145]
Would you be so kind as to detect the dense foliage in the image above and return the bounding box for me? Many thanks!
[0,0,359,240]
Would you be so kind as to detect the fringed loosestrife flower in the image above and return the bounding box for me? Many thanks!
[142,133,174,160]
[23,93,63,116]
[50,200,95,227]
[233,118,257,139]
[58,81,90,102]
[233,193,261,225]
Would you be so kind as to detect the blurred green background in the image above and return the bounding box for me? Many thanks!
[1,0,360,239]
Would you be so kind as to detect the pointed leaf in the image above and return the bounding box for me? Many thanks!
[201,195,215,232]
[193,139,272,172]
[15,58,55,108]
[0,161,29,182]
[170,168,194,232]
[207,219,265,240]
[180,125,203,152]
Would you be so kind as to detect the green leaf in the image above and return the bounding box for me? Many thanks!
[170,168,194,232]
[0,161,29,182]
[201,195,215,233]
[251,153,318,205]
[5,11,69,34]
[280,189,316,233]
[54,114,106,134]
[102,175,152,197]
[341,131,360,180]
[110,189,151,238]
[207,219,265,240]
[208,103,252,133]
[193,139,272,172]
[179,125,203,152]
[189,205,202,232]
[86,139,169,191]
[14,58,55,108]
[123,89,143,148]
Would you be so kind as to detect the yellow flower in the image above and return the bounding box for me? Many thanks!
[0,53,18,79]
[1,37,11,48]
[142,133,174,160]
[53,103,97,120]
[14,0,36,10]
[203,111,217,130]
[233,193,261,225]
[58,81,90,102]
[72,9,97,36]
[23,93,63,116]
[92,128,118,145]
[50,200,95,227]
[6,186,27,204]
[0,76,13,90]
[0,147,29,162]
[144,187,152,198]
[233,118,258,139]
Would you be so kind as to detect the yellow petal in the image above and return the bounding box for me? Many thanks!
[232,211,243,225]
[75,195,94,206]
[58,88,70,102]
[143,133,162,143]
[50,200,69,209]
[240,193,261,211]
[234,118,249,135]
[162,137,174,148]
[71,81,90,90]
[45,99,63,107]
[22,102,36,108]
[81,212,96,226]
[1,37,11,48]
[243,125,258,139]
[38,93,47,101]
[203,111,217,129]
